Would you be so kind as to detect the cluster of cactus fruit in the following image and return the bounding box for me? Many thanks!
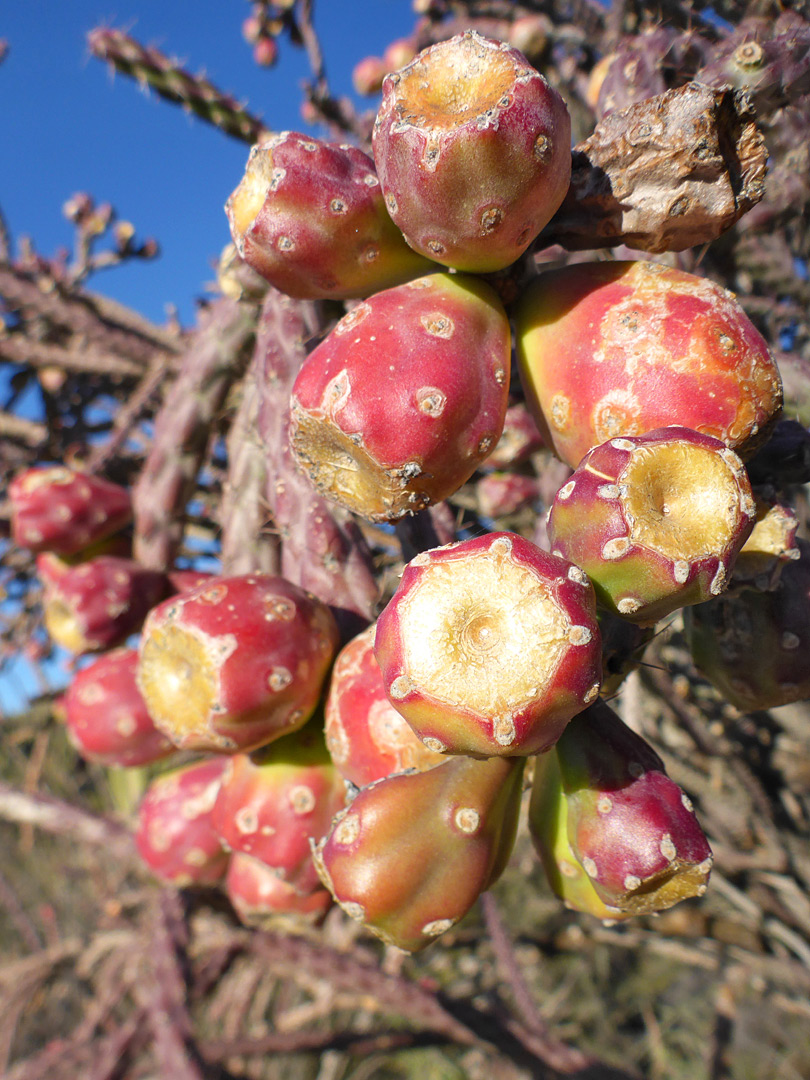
[10,22,810,955]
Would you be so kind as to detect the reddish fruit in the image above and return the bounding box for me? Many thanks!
[225,853,332,928]
[10,465,132,556]
[167,568,216,594]
[352,55,387,96]
[290,273,511,522]
[529,745,631,920]
[685,538,810,711]
[38,553,168,654]
[372,31,571,272]
[554,700,713,915]
[211,722,346,890]
[477,471,540,519]
[63,647,174,766]
[382,37,417,72]
[547,427,756,623]
[484,401,544,468]
[374,532,602,757]
[727,498,799,593]
[226,132,433,300]
[516,261,783,468]
[135,757,230,887]
[324,624,444,787]
[313,755,524,951]
[137,574,339,753]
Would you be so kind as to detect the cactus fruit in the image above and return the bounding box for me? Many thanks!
[10,465,132,556]
[477,471,540,519]
[63,647,174,766]
[529,744,631,920]
[135,757,230,887]
[225,852,332,928]
[37,553,168,654]
[226,132,434,300]
[210,722,347,890]
[516,261,783,469]
[372,31,571,272]
[551,701,713,915]
[728,498,800,593]
[484,401,544,469]
[136,574,339,753]
[324,624,444,787]
[547,427,757,623]
[289,273,511,522]
[374,531,602,757]
[685,538,810,711]
[313,754,525,951]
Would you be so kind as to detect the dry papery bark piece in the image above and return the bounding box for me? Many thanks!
[541,82,767,254]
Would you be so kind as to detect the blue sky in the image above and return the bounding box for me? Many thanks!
[0,1,416,713]
[1,1,415,325]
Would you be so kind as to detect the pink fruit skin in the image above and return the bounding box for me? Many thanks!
[517,261,783,468]
[477,472,540,518]
[226,132,433,300]
[38,554,168,654]
[64,647,174,766]
[225,853,332,926]
[210,730,346,890]
[135,757,230,887]
[557,701,713,914]
[314,754,524,951]
[290,273,510,522]
[324,624,444,787]
[374,531,603,757]
[372,31,571,272]
[10,465,132,556]
[137,574,340,753]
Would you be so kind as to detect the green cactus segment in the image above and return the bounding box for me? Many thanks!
[227,133,435,300]
[87,28,267,144]
[372,31,571,272]
[374,532,602,757]
[529,748,630,921]
[548,426,756,623]
[516,260,783,469]
[685,538,810,711]
[313,755,525,952]
[290,273,510,523]
[554,701,713,915]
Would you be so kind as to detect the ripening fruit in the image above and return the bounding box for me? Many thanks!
[135,757,230,887]
[685,538,810,711]
[226,132,434,300]
[137,574,339,753]
[290,273,511,523]
[553,700,713,915]
[324,624,444,786]
[63,647,174,766]
[547,427,756,623]
[37,553,168,654]
[372,30,571,272]
[10,465,132,556]
[313,754,524,951]
[516,260,783,468]
[210,721,347,890]
[529,744,632,920]
[225,853,332,929]
[374,531,602,757]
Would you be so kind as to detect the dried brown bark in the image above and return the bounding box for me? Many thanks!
[541,83,767,253]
